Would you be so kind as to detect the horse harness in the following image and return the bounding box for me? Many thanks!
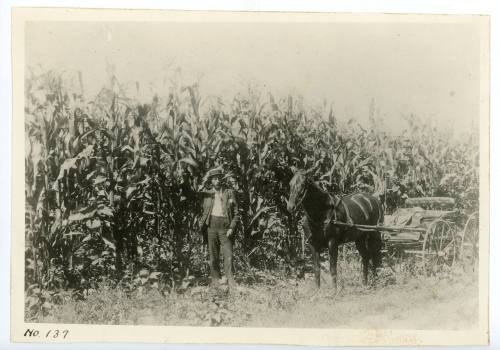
[300,184,376,243]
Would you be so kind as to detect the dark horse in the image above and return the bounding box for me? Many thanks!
[287,170,384,289]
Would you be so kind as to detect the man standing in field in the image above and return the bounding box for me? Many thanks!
[199,167,239,288]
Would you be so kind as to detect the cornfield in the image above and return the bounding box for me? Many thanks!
[24,66,479,308]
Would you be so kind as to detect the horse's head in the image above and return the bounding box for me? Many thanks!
[287,170,308,213]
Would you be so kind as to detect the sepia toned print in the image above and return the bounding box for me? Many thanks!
[11,8,489,346]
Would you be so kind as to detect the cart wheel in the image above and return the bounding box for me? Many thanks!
[422,219,457,273]
[459,211,479,271]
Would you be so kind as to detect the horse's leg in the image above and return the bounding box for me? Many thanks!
[328,239,339,292]
[355,238,369,286]
[368,231,382,287]
[311,244,321,288]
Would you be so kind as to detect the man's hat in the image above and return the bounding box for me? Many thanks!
[199,166,226,190]
[205,166,225,179]
[200,166,236,188]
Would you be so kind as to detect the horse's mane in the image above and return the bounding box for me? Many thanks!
[293,171,372,207]
[306,175,376,202]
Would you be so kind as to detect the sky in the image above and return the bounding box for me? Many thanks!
[25,20,481,134]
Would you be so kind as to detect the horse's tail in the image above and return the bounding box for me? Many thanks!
[372,231,383,268]
[376,194,385,225]
[372,196,384,268]
[369,190,383,217]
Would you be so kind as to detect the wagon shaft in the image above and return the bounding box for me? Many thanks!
[330,220,426,233]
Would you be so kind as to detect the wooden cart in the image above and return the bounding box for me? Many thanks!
[329,197,479,272]
[382,197,479,272]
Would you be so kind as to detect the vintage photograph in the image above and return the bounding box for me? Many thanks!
[11,8,489,346]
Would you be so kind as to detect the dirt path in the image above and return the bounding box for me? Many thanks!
[246,274,478,329]
[42,269,478,329]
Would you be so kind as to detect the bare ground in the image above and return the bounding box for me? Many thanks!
[38,264,479,330]
[246,273,478,329]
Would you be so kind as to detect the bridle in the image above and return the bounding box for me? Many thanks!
[290,178,310,212]
[290,177,342,233]
[290,176,376,235]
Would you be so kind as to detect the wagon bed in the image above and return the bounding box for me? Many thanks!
[382,205,460,271]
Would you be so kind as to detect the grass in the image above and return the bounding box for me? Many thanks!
[32,255,479,330]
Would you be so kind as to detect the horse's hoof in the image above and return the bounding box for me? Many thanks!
[365,283,376,291]
[309,289,321,302]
